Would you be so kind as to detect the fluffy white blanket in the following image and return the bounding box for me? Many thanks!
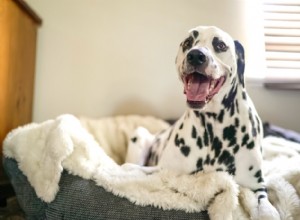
[3,114,300,220]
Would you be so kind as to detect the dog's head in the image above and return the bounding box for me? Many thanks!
[175,26,245,109]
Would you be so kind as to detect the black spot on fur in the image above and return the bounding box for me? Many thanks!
[256,116,261,134]
[210,158,215,166]
[196,158,203,171]
[192,30,199,39]
[247,141,255,150]
[254,170,264,183]
[206,112,217,119]
[242,134,249,146]
[180,146,191,157]
[222,85,238,116]
[204,155,211,165]
[233,145,239,154]
[235,100,240,114]
[235,118,240,128]
[216,168,224,172]
[175,134,185,147]
[212,37,229,53]
[192,126,197,139]
[242,91,247,100]
[241,126,246,133]
[131,137,137,143]
[200,113,206,127]
[212,137,222,158]
[234,41,245,88]
[249,166,253,171]
[182,36,194,53]
[217,109,224,123]
[207,123,214,143]
[197,137,203,149]
[179,123,184,130]
[218,150,236,175]
[223,125,237,147]
[249,109,257,137]
[204,129,209,146]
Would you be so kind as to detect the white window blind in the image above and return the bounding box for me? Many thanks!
[263,0,300,89]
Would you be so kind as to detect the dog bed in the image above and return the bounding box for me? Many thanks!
[3,114,300,220]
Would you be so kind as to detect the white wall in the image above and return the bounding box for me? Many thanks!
[27,0,300,132]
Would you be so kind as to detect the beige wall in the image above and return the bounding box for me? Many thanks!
[27,0,300,132]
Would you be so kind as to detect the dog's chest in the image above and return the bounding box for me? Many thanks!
[149,107,260,175]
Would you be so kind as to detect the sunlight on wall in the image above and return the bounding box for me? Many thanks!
[26,0,300,132]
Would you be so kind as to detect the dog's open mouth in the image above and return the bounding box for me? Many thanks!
[183,72,226,109]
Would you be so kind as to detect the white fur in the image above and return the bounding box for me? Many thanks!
[3,114,300,219]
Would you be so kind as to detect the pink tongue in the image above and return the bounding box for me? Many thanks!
[185,74,210,101]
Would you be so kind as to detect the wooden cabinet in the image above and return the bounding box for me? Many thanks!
[0,0,41,182]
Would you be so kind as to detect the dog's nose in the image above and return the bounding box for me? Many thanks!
[187,50,207,66]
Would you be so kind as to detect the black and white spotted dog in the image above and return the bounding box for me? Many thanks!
[126,26,279,219]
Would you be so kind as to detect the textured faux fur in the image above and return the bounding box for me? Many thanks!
[3,114,300,220]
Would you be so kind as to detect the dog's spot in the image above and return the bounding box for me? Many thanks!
[212,137,223,158]
[175,134,185,147]
[242,134,250,146]
[206,112,217,119]
[254,170,264,183]
[235,118,240,128]
[233,145,239,154]
[235,100,240,114]
[217,109,224,123]
[196,158,203,171]
[247,141,255,150]
[181,146,191,157]
[207,123,214,143]
[199,113,206,127]
[204,129,209,146]
[192,126,197,139]
[179,123,184,130]
[241,126,246,133]
[222,85,238,116]
[242,91,247,100]
[249,166,253,171]
[249,108,257,137]
[212,37,228,53]
[131,137,138,143]
[182,36,194,53]
[192,30,199,39]
[197,136,203,149]
[223,125,237,147]
[204,154,211,165]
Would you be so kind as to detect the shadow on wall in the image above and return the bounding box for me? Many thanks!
[112,98,160,117]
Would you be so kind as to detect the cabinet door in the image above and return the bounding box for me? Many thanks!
[0,0,41,182]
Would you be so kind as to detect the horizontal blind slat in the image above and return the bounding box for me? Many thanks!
[264,5,300,13]
[265,44,300,52]
[266,51,300,60]
[264,20,300,28]
[264,0,300,5]
[266,60,300,68]
[264,12,300,20]
[264,28,300,36]
[265,36,300,44]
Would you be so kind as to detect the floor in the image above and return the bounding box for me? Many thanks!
[0,197,24,220]
[0,184,24,220]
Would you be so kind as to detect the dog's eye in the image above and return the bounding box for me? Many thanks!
[182,36,194,52]
[217,42,227,51]
[212,37,228,53]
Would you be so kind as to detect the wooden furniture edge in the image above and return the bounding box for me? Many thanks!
[12,0,42,25]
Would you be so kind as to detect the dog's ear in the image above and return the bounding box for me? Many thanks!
[234,40,245,87]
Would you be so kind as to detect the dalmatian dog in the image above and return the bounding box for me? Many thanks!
[126,26,280,219]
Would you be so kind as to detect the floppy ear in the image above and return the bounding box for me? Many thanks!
[234,40,245,87]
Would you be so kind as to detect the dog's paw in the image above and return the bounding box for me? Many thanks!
[258,199,280,220]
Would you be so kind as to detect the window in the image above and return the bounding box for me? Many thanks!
[263,0,300,89]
